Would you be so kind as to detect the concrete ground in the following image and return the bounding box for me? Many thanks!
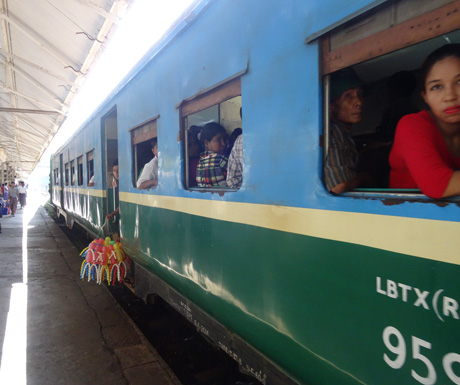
[0,195,181,385]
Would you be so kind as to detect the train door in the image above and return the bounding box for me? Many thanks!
[103,108,118,237]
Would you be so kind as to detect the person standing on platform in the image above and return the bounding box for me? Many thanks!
[18,181,27,209]
[8,182,18,217]
[3,183,8,200]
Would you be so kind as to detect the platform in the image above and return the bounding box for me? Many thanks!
[0,193,181,385]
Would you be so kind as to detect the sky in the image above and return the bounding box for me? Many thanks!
[30,0,199,187]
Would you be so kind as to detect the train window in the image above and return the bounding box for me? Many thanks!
[53,168,59,186]
[70,160,75,186]
[86,151,94,186]
[77,156,83,186]
[64,163,70,186]
[180,77,242,190]
[130,117,158,189]
[321,0,460,199]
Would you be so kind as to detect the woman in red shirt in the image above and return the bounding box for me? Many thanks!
[389,44,460,198]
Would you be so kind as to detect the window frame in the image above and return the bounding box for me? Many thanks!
[53,168,59,186]
[70,160,75,186]
[86,150,94,186]
[130,116,158,188]
[179,77,243,191]
[77,156,83,186]
[64,162,70,186]
[320,0,460,200]
[321,0,460,76]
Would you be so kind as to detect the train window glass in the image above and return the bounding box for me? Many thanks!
[321,0,460,198]
[180,77,242,190]
[53,168,59,186]
[64,163,69,186]
[77,156,83,186]
[86,151,94,186]
[130,117,158,189]
[70,160,75,186]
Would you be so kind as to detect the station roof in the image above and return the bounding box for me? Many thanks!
[0,0,133,179]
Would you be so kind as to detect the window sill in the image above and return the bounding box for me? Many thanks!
[338,189,460,203]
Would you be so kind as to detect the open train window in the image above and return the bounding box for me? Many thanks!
[130,117,158,190]
[70,160,75,186]
[77,156,83,186]
[86,151,94,186]
[64,163,69,186]
[320,0,460,199]
[53,168,59,186]
[180,77,243,190]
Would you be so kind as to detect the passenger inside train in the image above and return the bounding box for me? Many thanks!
[196,122,228,187]
[324,68,376,194]
[324,23,460,199]
[181,86,242,190]
[107,159,119,220]
[389,43,460,198]
[137,137,158,190]
[227,131,242,189]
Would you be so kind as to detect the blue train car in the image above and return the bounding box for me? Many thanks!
[51,1,460,384]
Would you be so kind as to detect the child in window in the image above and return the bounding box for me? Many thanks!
[196,122,228,187]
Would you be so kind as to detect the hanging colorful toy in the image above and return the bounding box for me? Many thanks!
[80,236,129,285]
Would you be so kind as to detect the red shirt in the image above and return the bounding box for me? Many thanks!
[389,110,460,198]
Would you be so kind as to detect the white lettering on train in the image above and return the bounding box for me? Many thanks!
[376,277,459,321]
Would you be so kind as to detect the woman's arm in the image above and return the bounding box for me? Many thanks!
[442,171,460,197]
[395,113,457,198]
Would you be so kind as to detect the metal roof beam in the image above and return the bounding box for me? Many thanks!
[0,122,48,139]
[0,47,74,86]
[10,63,66,108]
[2,136,41,153]
[0,95,59,129]
[13,115,59,136]
[0,107,60,114]
[70,0,123,24]
[0,85,65,113]
[0,10,81,69]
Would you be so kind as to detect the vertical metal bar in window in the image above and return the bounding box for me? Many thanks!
[134,145,138,186]
[184,116,190,189]
[323,74,330,161]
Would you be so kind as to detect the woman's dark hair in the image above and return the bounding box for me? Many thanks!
[113,158,118,167]
[421,43,460,90]
[200,122,226,144]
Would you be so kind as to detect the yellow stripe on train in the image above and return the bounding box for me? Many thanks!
[120,192,460,266]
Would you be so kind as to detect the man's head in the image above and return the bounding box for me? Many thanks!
[151,138,158,158]
[113,159,119,180]
[330,69,364,127]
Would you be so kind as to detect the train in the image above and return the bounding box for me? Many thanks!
[50,0,460,384]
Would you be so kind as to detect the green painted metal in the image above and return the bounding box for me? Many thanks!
[121,201,460,385]
[62,189,106,237]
